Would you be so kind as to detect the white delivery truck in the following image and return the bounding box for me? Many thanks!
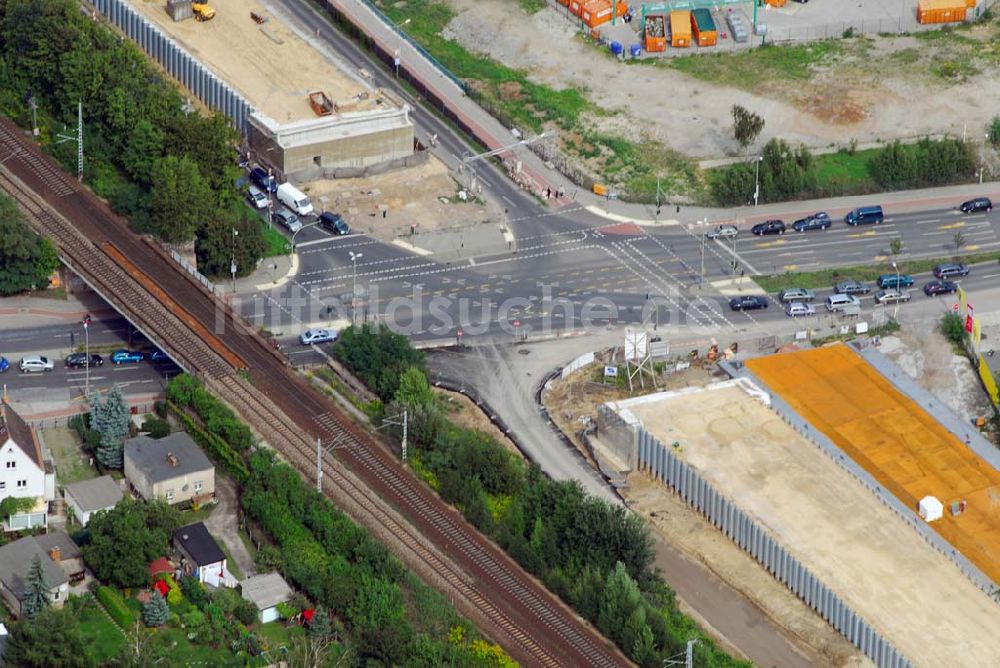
[276,182,314,216]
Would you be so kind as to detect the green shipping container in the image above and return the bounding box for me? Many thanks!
[691,8,717,46]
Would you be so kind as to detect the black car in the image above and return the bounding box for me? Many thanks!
[792,212,831,232]
[249,167,277,194]
[751,220,786,236]
[64,352,103,369]
[729,295,769,311]
[319,212,350,235]
[923,280,959,296]
[933,262,969,279]
[960,197,992,213]
[834,279,871,295]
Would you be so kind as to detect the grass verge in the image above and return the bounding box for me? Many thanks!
[78,601,126,664]
[667,39,845,89]
[261,223,291,257]
[754,252,1000,292]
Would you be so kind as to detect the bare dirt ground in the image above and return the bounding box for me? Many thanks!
[442,0,1000,159]
[133,0,378,122]
[433,387,522,455]
[631,384,1000,668]
[299,156,502,242]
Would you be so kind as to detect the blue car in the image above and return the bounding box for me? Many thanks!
[149,349,170,363]
[877,273,914,289]
[249,167,277,194]
[792,212,831,232]
[0,356,8,373]
[111,349,144,365]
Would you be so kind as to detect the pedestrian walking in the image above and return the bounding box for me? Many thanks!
[546,187,551,199]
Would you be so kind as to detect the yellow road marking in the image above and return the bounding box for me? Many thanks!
[847,231,876,239]
[783,264,798,271]
[873,255,888,261]
[939,221,966,230]
[756,239,787,248]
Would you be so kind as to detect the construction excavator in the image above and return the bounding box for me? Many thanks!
[192,2,215,21]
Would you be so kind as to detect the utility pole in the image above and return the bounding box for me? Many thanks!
[230,228,239,293]
[752,155,763,208]
[349,251,363,325]
[685,639,697,668]
[378,410,409,463]
[55,102,84,181]
[27,93,38,137]
[82,314,91,398]
[316,433,350,493]
[698,219,706,288]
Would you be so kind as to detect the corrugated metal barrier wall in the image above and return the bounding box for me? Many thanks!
[636,428,913,668]
[88,0,252,132]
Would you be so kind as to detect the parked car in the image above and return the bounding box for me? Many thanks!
[705,224,738,240]
[111,350,144,365]
[834,279,871,295]
[751,220,786,236]
[728,295,769,311]
[933,262,969,279]
[0,356,8,373]
[19,356,54,373]
[785,302,816,317]
[299,328,338,345]
[778,287,815,303]
[877,273,915,289]
[923,279,959,296]
[273,208,302,233]
[246,186,268,210]
[149,349,170,362]
[875,289,912,304]
[249,167,277,194]
[319,212,350,235]
[65,353,103,369]
[960,197,992,213]
[844,205,884,226]
[792,212,831,232]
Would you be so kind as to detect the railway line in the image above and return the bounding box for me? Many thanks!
[0,119,629,668]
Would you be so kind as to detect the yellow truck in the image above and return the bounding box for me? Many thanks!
[192,2,215,21]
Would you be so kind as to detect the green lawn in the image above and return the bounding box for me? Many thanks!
[257,621,304,653]
[216,539,244,581]
[811,148,879,194]
[667,39,845,90]
[754,253,1000,292]
[46,427,98,486]
[77,602,126,664]
[261,223,291,257]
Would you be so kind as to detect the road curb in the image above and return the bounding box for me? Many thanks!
[584,204,680,227]
[392,238,434,256]
[254,253,299,292]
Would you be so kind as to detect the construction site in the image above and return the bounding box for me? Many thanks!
[132,0,415,180]
[566,339,1000,667]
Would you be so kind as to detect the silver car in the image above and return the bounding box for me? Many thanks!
[19,356,54,373]
[273,208,302,233]
[778,287,815,303]
[706,224,739,240]
[875,289,911,304]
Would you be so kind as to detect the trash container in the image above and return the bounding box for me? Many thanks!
[629,43,642,57]
[609,41,623,56]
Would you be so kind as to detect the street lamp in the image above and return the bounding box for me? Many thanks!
[891,260,901,321]
[349,251,363,324]
[394,18,411,78]
[291,219,323,251]
[752,156,763,208]
[82,314,91,398]
[231,228,239,293]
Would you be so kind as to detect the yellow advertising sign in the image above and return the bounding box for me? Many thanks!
[978,355,999,406]
[958,286,967,315]
[973,316,982,347]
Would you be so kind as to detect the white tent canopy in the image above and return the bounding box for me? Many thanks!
[919,495,943,523]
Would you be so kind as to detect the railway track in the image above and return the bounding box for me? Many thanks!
[0,119,630,668]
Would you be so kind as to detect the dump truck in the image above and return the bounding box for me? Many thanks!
[192,2,215,21]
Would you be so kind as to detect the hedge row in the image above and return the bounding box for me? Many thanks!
[169,403,249,484]
[96,586,134,629]
[166,375,253,452]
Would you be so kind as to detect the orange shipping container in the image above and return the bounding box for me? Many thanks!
[670,10,691,48]
[917,0,967,23]
[581,0,612,28]
[557,0,569,5]
[569,0,584,16]
[965,0,976,7]
[691,8,717,47]
[611,0,628,17]
[645,14,667,53]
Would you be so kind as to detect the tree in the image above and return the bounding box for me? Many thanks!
[954,230,966,251]
[195,208,265,278]
[0,196,60,295]
[114,619,166,667]
[308,606,333,639]
[21,555,50,621]
[990,116,1000,148]
[3,606,91,668]
[889,237,903,258]
[731,105,765,156]
[121,119,165,185]
[148,155,214,243]
[89,385,130,469]
[142,591,170,627]
[81,499,180,588]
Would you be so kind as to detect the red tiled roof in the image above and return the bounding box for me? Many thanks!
[0,401,43,469]
[149,557,173,577]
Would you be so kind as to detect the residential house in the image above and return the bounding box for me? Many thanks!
[63,475,123,526]
[0,401,55,530]
[173,522,235,588]
[240,573,293,623]
[124,432,215,506]
[0,532,83,617]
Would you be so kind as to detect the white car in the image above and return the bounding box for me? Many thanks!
[299,328,337,345]
[785,302,816,317]
[875,289,911,304]
[246,186,268,210]
[705,224,738,240]
[19,356,54,373]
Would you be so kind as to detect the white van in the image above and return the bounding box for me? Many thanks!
[825,293,861,312]
[276,182,314,216]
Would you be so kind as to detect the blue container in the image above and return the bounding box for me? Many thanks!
[609,41,623,55]
[630,43,642,57]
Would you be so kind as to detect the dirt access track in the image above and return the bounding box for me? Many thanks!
[627,382,1000,667]
[747,343,1000,584]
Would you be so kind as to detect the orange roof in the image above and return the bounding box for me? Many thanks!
[747,344,1000,583]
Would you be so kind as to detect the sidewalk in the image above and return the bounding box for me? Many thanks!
[0,292,116,331]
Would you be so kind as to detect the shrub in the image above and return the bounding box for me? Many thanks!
[183,610,205,629]
[141,416,170,439]
[235,599,258,626]
[180,575,209,608]
[96,586,134,628]
[941,312,965,344]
